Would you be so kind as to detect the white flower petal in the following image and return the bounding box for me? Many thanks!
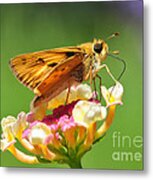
[29,123,51,145]
[73,100,106,127]
[1,116,16,131]
[68,87,77,102]
[76,84,92,100]
[108,82,124,101]
[12,112,28,137]
[0,139,16,151]
[101,82,124,106]
[1,112,28,141]
[101,86,110,105]
[1,116,17,141]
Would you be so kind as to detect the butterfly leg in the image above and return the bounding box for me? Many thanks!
[65,85,71,105]
[89,64,98,100]
[95,74,102,101]
[96,64,118,83]
[89,64,102,100]
[96,64,120,100]
[93,77,98,99]
[89,63,93,85]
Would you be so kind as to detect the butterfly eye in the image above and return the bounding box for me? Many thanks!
[94,43,103,54]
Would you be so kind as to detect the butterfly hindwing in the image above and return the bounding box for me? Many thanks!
[35,54,84,95]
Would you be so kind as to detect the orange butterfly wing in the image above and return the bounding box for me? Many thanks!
[36,54,84,94]
[9,47,84,95]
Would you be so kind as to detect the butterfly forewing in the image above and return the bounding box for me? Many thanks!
[9,47,84,95]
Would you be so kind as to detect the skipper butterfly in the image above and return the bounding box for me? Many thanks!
[10,33,122,109]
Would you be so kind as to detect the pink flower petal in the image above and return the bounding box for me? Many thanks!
[44,134,54,144]
[22,129,31,138]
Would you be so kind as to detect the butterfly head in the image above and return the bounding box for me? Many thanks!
[92,39,108,61]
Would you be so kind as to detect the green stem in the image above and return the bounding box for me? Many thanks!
[68,158,82,169]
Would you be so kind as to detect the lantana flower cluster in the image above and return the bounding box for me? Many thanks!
[0,83,123,168]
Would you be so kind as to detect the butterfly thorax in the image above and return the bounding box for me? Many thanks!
[79,39,108,80]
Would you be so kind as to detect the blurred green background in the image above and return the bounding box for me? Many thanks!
[0,1,143,169]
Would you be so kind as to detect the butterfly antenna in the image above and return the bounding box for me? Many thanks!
[108,53,126,81]
[106,32,120,41]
